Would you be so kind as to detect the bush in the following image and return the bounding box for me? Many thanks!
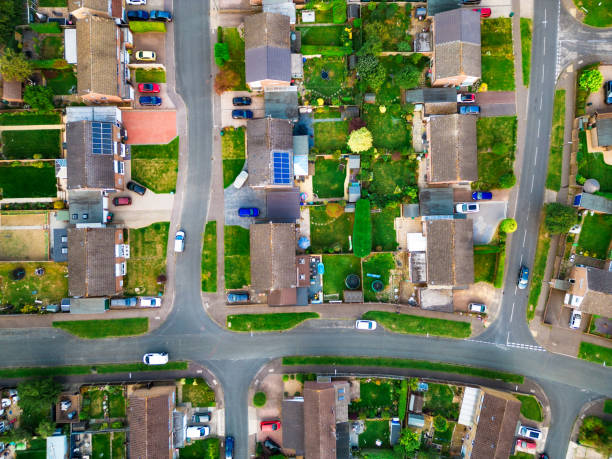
[253,391,266,407]
[499,172,516,188]
[434,415,448,432]
[579,68,604,93]
[353,199,372,258]
[544,203,577,234]
[500,218,517,233]
[332,1,347,24]
[214,42,230,66]
[29,58,70,69]
[24,85,54,111]
[30,22,61,34]
[282,375,289,382]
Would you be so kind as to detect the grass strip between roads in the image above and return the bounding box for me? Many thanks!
[53,318,148,339]
[578,342,612,366]
[546,90,566,191]
[0,361,188,379]
[282,356,524,384]
[201,221,217,293]
[520,18,532,87]
[226,312,319,332]
[362,311,471,339]
[527,212,550,322]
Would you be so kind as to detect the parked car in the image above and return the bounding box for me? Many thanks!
[140,297,161,307]
[150,10,172,21]
[459,105,480,114]
[469,303,486,314]
[539,454,550,459]
[517,438,537,450]
[455,202,479,213]
[192,412,211,423]
[187,426,210,438]
[127,181,147,195]
[356,320,377,330]
[225,436,234,459]
[227,292,249,303]
[67,410,78,420]
[142,352,168,365]
[135,50,156,62]
[232,96,252,106]
[232,109,253,119]
[263,438,282,454]
[138,83,160,93]
[233,170,249,188]
[519,425,542,440]
[238,207,260,217]
[569,224,581,234]
[460,0,480,4]
[473,7,491,17]
[471,191,492,200]
[517,265,529,289]
[110,297,138,307]
[60,400,72,411]
[127,10,149,20]
[457,93,475,103]
[261,420,281,431]
[605,81,612,104]
[126,0,146,4]
[174,230,185,253]
[139,96,162,106]
[113,196,131,206]
[569,310,582,329]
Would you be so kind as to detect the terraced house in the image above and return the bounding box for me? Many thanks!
[69,0,125,20]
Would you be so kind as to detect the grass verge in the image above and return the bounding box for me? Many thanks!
[129,21,166,33]
[135,68,166,83]
[0,112,61,125]
[224,225,250,289]
[578,342,612,366]
[547,90,566,191]
[226,312,319,331]
[520,18,532,87]
[362,311,471,338]
[574,0,612,27]
[53,318,148,339]
[201,221,217,292]
[527,213,549,322]
[515,394,543,422]
[0,361,188,378]
[130,137,179,193]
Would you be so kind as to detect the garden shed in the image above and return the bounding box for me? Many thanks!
[343,290,363,303]
[64,27,77,64]
[407,414,425,428]
[2,79,22,103]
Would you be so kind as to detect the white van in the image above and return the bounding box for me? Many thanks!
[569,310,582,329]
[233,170,248,188]
[187,426,210,438]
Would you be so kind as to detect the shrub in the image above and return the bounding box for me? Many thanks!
[214,42,230,66]
[29,58,70,69]
[579,68,604,93]
[214,69,240,94]
[353,199,372,258]
[544,203,577,234]
[500,218,517,233]
[24,85,54,111]
[253,391,266,407]
[0,49,32,82]
[499,172,516,189]
[434,415,448,432]
[348,127,373,153]
[282,375,289,382]
[353,18,362,27]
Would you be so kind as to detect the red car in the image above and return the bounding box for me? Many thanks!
[261,420,281,431]
[138,83,161,93]
[113,196,132,206]
[516,438,537,450]
[473,8,491,18]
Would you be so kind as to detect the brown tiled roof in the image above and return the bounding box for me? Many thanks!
[247,118,293,187]
[471,391,520,459]
[68,227,118,297]
[2,79,23,102]
[128,386,175,459]
[250,222,297,293]
[429,114,478,183]
[435,42,481,80]
[66,121,116,190]
[76,15,118,98]
[68,0,109,14]
[304,381,337,459]
[426,219,474,287]
[581,267,612,315]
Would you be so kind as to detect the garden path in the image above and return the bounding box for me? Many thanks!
[0,124,63,132]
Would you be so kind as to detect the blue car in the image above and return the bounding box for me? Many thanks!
[238,207,259,217]
[518,265,529,289]
[459,105,480,114]
[472,191,493,200]
[227,292,249,303]
[150,10,172,21]
[127,10,149,20]
[139,96,162,106]
[232,109,253,119]
[225,436,234,459]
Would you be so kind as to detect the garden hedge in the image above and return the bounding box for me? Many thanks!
[353,199,372,258]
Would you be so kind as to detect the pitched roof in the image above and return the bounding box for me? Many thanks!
[471,391,521,459]
[419,188,454,216]
[76,15,119,97]
[128,386,175,459]
[247,118,293,187]
[577,193,612,214]
[304,381,337,459]
[435,8,481,45]
[282,398,305,455]
[245,13,291,83]
[581,267,612,315]
[433,9,481,80]
[435,42,481,80]
[426,219,474,287]
[428,114,478,183]
[405,88,457,104]
[66,121,116,190]
[68,227,118,297]
[250,222,297,292]
[68,0,109,14]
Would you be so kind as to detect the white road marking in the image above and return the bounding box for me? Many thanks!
[531,174,535,192]
[523,231,527,245]
[514,286,518,295]
[540,97,543,110]
[543,37,546,54]
[507,342,546,351]
[544,9,547,24]
[510,302,515,322]
[542,68,545,83]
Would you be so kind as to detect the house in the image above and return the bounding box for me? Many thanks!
[66,119,127,192]
[247,118,294,188]
[585,113,612,164]
[419,188,454,217]
[46,435,68,459]
[427,114,478,184]
[459,388,521,459]
[128,385,176,459]
[245,12,291,90]
[250,222,297,305]
[68,0,124,20]
[68,190,111,226]
[573,193,612,214]
[2,79,23,104]
[67,227,128,297]
[266,189,301,222]
[426,219,474,288]
[564,265,612,315]
[264,87,299,120]
[432,9,481,87]
[76,14,134,103]
[282,398,305,456]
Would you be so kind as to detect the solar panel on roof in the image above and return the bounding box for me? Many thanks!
[91,121,113,155]
[272,151,291,185]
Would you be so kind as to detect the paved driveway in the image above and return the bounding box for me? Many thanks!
[132,32,175,110]
[224,185,266,228]
[465,200,507,244]
[122,110,177,145]
[475,91,516,117]
[585,64,612,115]
[464,0,512,18]
[221,91,265,127]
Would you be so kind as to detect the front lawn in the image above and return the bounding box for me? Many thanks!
[314,121,348,151]
[310,205,354,253]
[473,245,500,284]
[297,25,345,46]
[313,158,346,198]
[221,127,245,188]
[179,438,220,459]
[367,158,418,198]
[201,221,217,292]
[1,129,61,159]
[45,69,77,95]
[515,394,543,422]
[577,214,612,259]
[304,57,347,99]
[362,253,395,302]
[350,378,400,418]
[322,254,362,300]
[0,262,68,309]
[53,318,148,338]
[219,27,247,91]
[227,312,319,331]
[125,222,169,295]
[423,383,459,420]
[481,18,515,91]
[0,162,57,198]
[362,311,471,338]
[577,136,612,192]
[131,136,179,194]
[371,205,399,251]
[363,104,410,151]
[574,0,612,26]
[520,18,532,87]
[547,90,566,191]
[359,420,390,449]
[129,21,166,33]
[0,112,61,125]
[135,68,166,83]
[224,225,250,289]
[92,433,111,459]
[180,377,216,407]
[473,116,517,190]
[578,342,612,366]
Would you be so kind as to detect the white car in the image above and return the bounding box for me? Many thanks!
[469,303,486,314]
[569,224,581,234]
[142,352,168,365]
[233,170,249,188]
[126,0,146,4]
[187,426,210,438]
[135,50,156,62]
[518,425,541,440]
[174,230,185,252]
[355,320,377,330]
[569,310,582,329]
[455,203,480,213]
[139,297,161,307]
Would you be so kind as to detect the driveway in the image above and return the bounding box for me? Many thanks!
[464,200,507,244]
[132,32,175,110]
[122,110,177,145]
[475,91,516,117]
[224,186,267,228]
[453,282,502,325]
[462,0,512,18]
[585,64,612,115]
[221,91,265,127]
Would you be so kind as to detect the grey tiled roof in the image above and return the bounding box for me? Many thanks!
[250,222,297,292]
[472,392,521,459]
[247,118,293,187]
[419,188,454,216]
[581,267,612,315]
[245,12,291,83]
[435,42,481,80]
[435,8,481,45]
[66,121,115,190]
[426,219,474,287]
[429,114,478,183]
[578,193,612,213]
[246,47,292,83]
[282,399,305,454]
[433,9,481,80]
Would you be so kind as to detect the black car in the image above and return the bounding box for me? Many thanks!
[263,438,282,454]
[460,0,480,4]
[232,96,252,106]
[150,10,172,21]
[127,181,147,195]
[127,10,149,20]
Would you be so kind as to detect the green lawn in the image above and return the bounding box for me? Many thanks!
[135,68,166,83]
[221,127,245,188]
[362,253,395,302]
[125,222,169,295]
[473,116,517,190]
[474,245,500,284]
[0,262,68,309]
[131,137,179,193]
[314,121,349,151]
[362,311,471,338]
[520,18,532,87]
[109,388,126,418]
[16,439,47,459]
[527,215,550,322]
[297,25,345,46]
[38,0,67,6]
[359,420,390,448]
[304,57,347,99]
[313,158,346,198]
[578,151,612,193]
[547,90,566,191]
[363,104,410,151]
[92,433,111,459]
[481,18,515,91]
[350,379,399,418]
[578,342,612,366]
[112,432,126,459]
[434,422,455,444]
[0,361,188,378]
[310,205,354,252]
[577,214,612,259]
[604,399,612,415]
[81,388,105,419]
[45,69,77,95]
[423,383,459,420]
[368,158,418,197]
[220,28,247,91]
[53,318,148,339]
[227,312,319,331]
[224,225,250,289]
[129,21,166,33]
[0,162,57,198]
[0,112,61,125]
[2,129,61,159]
[322,254,362,300]
[515,394,543,422]
[509,453,536,459]
[371,205,400,251]
[201,221,217,292]
[181,377,216,407]
[40,36,63,59]
[574,0,612,26]
[179,438,220,459]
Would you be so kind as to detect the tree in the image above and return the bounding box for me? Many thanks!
[0,49,32,82]
[579,68,604,93]
[356,54,378,76]
[23,85,54,111]
[353,199,372,258]
[544,203,577,234]
[578,416,612,455]
[253,391,267,407]
[357,36,383,56]
[500,218,517,233]
[214,68,240,95]
[364,64,386,91]
[499,172,516,189]
[433,415,448,432]
[214,42,229,66]
[408,377,419,391]
[348,127,373,153]
[395,64,421,89]
[395,429,421,456]
[17,378,62,433]
[36,419,56,438]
